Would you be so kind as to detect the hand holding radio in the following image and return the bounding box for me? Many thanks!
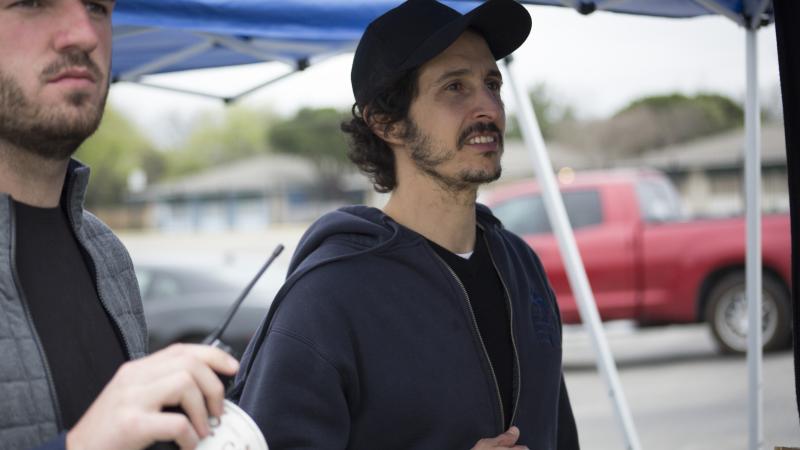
[66,344,238,450]
[67,245,283,450]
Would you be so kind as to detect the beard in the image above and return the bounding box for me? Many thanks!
[403,119,503,193]
[0,51,107,161]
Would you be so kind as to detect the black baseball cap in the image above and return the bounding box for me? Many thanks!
[351,0,532,107]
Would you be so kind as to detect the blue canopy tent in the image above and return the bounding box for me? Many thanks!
[111,2,784,449]
[111,1,772,91]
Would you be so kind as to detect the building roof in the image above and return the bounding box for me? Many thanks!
[144,153,318,200]
[143,124,787,200]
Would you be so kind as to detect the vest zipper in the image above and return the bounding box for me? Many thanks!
[431,251,506,432]
[63,174,134,360]
[482,231,522,426]
[7,197,64,430]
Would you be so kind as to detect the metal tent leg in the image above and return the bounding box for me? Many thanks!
[745,26,764,450]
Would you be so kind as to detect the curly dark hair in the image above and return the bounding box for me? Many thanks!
[341,68,420,193]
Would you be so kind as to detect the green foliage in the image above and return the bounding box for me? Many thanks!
[74,106,161,207]
[529,83,575,140]
[269,107,354,198]
[617,92,743,137]
[508,83,574,140]
[590,92,746,154]
[694,93,745,128]
[165,106,274,177]
[552,91,749,158]
[269,108,350,166]
[619,93,689,113]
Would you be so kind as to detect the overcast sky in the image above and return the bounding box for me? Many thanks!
[108,4,781,148]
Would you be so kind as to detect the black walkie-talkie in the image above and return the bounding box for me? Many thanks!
[148,244,284,450]
[202,244,284,389]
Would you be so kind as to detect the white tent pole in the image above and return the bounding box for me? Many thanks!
[117,39,216,82]
[696,0,747,26]
[744,26,763,450]
[502,57,642,450]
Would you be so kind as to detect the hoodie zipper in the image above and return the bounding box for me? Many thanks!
[431,251,506,432]
[63,173,134,360]
[7,197,64,430]
[482,231,522,426]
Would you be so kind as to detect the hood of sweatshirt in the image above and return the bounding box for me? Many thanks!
[288,203,502,276]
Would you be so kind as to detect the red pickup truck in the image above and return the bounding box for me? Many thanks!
[485,169,792,354]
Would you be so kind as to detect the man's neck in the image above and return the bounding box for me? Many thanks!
[383,170,479,254]
[0,143,69,207]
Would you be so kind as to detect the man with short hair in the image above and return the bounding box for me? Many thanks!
[0,1,237,449]
[234,0,579,449]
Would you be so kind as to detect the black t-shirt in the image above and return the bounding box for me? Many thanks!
[428,227,514,427]
[13,200,127,430]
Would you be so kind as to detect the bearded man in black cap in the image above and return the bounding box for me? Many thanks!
[233,1,579,449]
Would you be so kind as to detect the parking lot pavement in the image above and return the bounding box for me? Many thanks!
[562,322,798,450]
[118,226,306,267]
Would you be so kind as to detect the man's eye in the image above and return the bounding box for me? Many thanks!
[487,80,502,91]
[86,2,109,15]
[445,82,463,92]
[12,0,43,8]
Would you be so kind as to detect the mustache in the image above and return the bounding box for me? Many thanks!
[457,122,503,149]
[40,51,103,82]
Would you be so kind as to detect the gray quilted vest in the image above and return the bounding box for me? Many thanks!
[0,160,148,449]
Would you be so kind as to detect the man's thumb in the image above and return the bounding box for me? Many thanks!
[495,426,520,446]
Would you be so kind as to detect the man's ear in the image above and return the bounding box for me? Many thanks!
[365,108,406,146]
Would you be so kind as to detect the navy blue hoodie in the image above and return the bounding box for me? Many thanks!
[232,205,578,450]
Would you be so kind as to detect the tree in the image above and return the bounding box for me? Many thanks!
[74,106,162,207]
[557,92,745,158]
[507,83,575,141]
[609,93,743,154]
[165,106,275,177]
[269,107,352,196]
[619,93,743,132]
[529,83,575,140]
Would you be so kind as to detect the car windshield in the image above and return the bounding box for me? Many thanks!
[636,177,685,222]
[137,266,238,299]
[491,189,603,236]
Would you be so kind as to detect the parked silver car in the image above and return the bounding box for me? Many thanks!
[135,264,274,357]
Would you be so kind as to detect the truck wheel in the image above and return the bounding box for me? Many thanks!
[705,272,791,354]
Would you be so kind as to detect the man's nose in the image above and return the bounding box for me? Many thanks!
[52,2,100,54]
[472,85,504,125]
